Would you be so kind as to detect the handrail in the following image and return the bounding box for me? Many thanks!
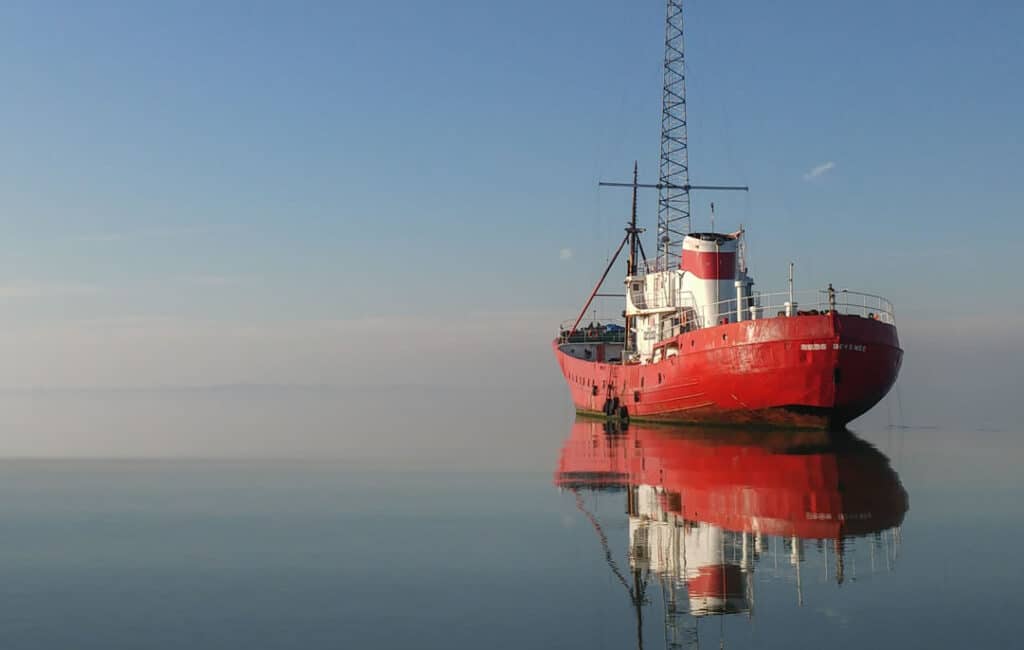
[557,286,896,342]
[629,287,896,329]
[558,313,627,345]
[740,288,896,325]
[557,327,626,345]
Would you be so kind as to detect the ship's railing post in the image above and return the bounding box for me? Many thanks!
[735,280,745,323]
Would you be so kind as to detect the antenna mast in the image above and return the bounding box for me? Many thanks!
[657,0,690,268]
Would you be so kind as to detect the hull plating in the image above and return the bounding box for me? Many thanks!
[554,314,902,429]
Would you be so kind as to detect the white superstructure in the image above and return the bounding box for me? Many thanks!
[626,231,755,364]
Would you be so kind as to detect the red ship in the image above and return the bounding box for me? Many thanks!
[553,3,902,429]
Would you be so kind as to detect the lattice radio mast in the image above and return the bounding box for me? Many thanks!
[597,1,746,269]
[657,0,691,268]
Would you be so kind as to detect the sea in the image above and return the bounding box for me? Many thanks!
[0,386,1020,649]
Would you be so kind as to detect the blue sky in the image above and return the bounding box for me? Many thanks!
[0,0,1021,394]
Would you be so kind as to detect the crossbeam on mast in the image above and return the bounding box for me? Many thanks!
[599,181,749,192]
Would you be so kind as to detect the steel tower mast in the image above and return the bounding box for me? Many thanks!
[657,0,690,268]
[598,0,746,268]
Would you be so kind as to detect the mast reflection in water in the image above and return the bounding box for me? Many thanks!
[554,419,909,648]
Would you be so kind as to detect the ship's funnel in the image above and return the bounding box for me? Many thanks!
[680,233,737,279]
[680,233,740,326]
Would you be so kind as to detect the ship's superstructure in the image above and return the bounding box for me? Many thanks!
[627,230,754,364]
[553,1,902,428]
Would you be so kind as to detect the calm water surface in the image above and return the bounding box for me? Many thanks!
[0,394,1020,648]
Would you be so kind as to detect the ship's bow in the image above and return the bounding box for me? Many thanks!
[830,314,902,426]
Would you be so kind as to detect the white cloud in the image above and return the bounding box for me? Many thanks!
[803,161,836,181]
[559,247,573,261]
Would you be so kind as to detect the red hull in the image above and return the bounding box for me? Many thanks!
[554,313,901,429]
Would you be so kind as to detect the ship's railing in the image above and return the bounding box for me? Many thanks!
[644,288,895,340]
[700,288,896,326]
[556,287,894,343]
[654,306,705,340]
[558,316,627,345]
[830,289,896,323]
[629,283,682,310]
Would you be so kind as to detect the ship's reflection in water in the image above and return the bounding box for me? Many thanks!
[555,419,908,648]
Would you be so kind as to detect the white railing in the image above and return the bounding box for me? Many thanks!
[702,288,896,326]
[559,314,626,333]
[762,288,892,324]
[629,285,679,310]
[639,288,895,342]
[558,316,627,344]
[560,310,626,328]
[558,287,894,343]
[833,289,896,323]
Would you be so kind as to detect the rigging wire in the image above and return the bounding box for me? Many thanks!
[572,489,635,598]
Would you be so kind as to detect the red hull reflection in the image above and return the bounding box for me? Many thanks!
[555,420,908,619]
